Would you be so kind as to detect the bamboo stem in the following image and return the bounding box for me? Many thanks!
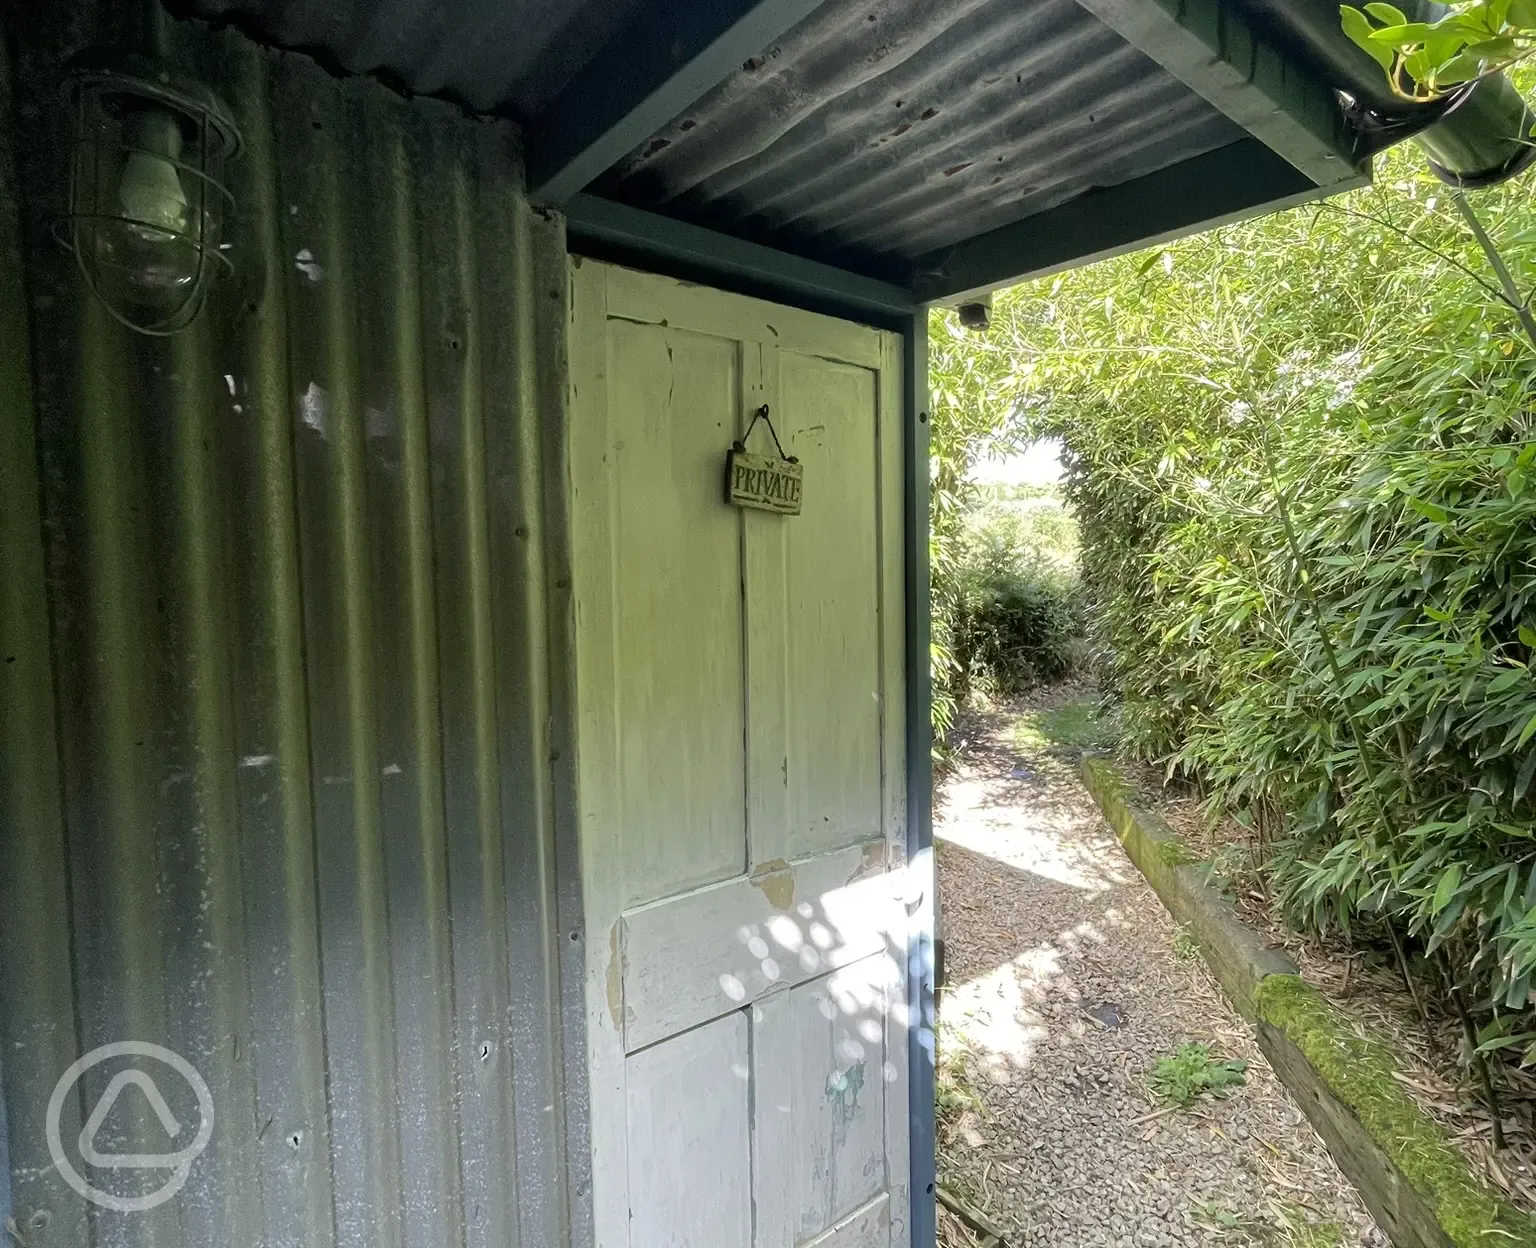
[1452,191,1536,350]
[1259,423,1436,1035]
[937,1185,1008,1247]
[1384,919,1434,1040]
[1439,952,1507,1150]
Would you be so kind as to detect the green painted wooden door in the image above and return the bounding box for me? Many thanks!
[568,260,911,1248]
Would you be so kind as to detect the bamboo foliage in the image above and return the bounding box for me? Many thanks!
[929,145,1536,1041]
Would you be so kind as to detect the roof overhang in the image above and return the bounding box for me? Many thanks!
[190,0,1380,307]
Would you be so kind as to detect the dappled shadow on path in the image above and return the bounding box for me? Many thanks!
[933,689,1380,1247]
[939,836,1136,1077]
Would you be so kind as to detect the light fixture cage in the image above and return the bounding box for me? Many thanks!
[57,52,242,336]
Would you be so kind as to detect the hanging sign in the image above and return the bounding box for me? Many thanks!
[726,404,802,515]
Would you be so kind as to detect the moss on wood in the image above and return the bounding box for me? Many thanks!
[1081,756,1194,862]
[1083,753,1536,1245]
[1081,754,1134,803]
[1081,753,1296,1019]
[1154,836,1200,867]
[1254,974,1536,1247]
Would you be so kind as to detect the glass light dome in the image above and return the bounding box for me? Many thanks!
[59,53,241,335]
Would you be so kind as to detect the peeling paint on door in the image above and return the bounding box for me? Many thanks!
[751,862,797,910]
[826,1061,866,1122]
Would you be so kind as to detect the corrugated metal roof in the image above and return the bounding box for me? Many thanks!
[188,0,649,118]
[1,12,580,1246]
[180,0,1254,283]
[593,0,1246,276]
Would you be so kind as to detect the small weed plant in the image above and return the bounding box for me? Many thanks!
[1148,1042,1247,1108]
[1268,1202,1347,1248]
[1199,843,1253,903]
[934,1021,981,1122]
[1188,1199,1345,1246]
[1189,1201,1244,1234]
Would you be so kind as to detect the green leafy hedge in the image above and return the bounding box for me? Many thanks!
[931,147,1536,1030]
[944,495,1081,706]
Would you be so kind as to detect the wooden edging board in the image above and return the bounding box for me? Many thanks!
[1079,754,1536,1248]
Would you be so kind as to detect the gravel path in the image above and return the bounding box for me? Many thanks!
[934,688,1382,1247]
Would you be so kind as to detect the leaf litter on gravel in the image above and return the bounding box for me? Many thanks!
[935,685,1383,1247]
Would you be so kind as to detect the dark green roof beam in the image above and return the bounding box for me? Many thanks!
[913,137,1367,304]
[1071,0,1362,188]
[527,0,826,205]
[563,193,917,327]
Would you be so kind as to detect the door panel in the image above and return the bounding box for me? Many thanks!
[570,260,909,1248]
[606,321,748,908]
[786,955,894,1236]
[620,841,896,1051]
[625,1012,752,1247]
[779,352,884,861]
[802,1196,892,1248]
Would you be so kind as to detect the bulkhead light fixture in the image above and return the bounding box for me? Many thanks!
[58,48,241,335]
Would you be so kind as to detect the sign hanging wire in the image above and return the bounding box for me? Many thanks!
[736,404,797,463]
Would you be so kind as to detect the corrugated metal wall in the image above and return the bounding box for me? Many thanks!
[0,11,580,1248]
[188,0,650,121]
